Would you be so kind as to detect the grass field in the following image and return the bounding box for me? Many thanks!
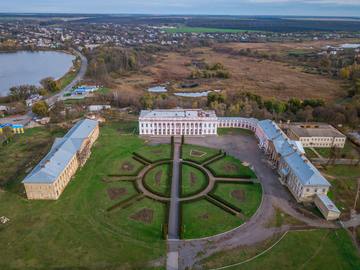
[164,27,256,33]
[212,182,262,218]
[0,126,66,189]
[181,199,243,239]
[108,155,145,176]
[304,148,319,159]
[321,165,360,217]
[143,163,172,197]
[182,144,220,164]
[134,144,172,163]
[217,128,254,136]
[99,181,139,209]
[200,229,360,270]
[313,141,360,159]
[0,121,166,269]
[206,155,256,178]
[181,164,208,197]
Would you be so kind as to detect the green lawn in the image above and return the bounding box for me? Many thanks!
[0,126,66,189]
[305,148,318,159]
[217,128,254,136]
[212,182,262,218]
[0,122,166,269]
[181,144,220,164]
[181,163,208,197]
[108,155,145,176]
[206,155,256,178]
[313,141,360,159]
[134,144,172,163]
[164,27,256,33]
[181,199,243,239]
[200,229,360,270]
[321,165,360,217]
[98,181,139,210]
[143,163,172,197]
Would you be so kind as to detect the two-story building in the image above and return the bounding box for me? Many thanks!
[22,119,99,200]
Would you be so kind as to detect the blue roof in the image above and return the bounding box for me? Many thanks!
[258,120,283,140]
[317,194,340,213]
[22,119,98,184]
[0,123,23,129]
[283,151,330,187]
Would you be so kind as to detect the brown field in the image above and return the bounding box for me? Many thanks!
[216,38,360,54]
[112,41,350,101]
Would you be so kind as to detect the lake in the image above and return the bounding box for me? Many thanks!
[148,86,168,93]
[0,51,75,96]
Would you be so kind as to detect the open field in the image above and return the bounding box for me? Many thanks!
[181,144,220,164]
[181,199,243,239]
[112,43,346,102]
[0,122,167,269]
[164,27,256,33]
[181,163,208,197]
[212,182,262,218]
[313,141,360,159]
[143,163,172,197]
[321,165,360,218]
[134,144,172,163]
[200,229,360,270]
[108,156,145,176]
[206,155,256,178]
[0,126,66,189]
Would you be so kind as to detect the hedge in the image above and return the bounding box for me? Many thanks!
[207,193,243,213]
[106,194,143,212]
[205,196,236,216]
[133,152,171,164]
[182,149,224,165]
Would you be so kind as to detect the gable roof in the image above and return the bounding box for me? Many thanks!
[22,119,98,184]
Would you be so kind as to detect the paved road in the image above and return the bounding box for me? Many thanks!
[47,49,88,107]
[168,140,181,240]
[2,50,88,126]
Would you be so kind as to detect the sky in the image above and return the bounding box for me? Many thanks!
[1,0,360,17]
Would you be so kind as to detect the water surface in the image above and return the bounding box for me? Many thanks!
[0,51,75,96]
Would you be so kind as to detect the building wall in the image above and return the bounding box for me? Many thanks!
[217,118,257,132]
[287,127,346,148]
[314,196,340,221]
[139,120,218,136]
[298,136,346,148]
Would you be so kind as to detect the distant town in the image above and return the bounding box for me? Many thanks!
[0,13,360,270]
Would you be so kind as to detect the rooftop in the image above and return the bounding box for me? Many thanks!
[140,109,217,119]
[317,194,341,213]
[288,122,345,138]
[22,119,98,184]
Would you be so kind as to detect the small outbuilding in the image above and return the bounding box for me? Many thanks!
[314,194,341,221]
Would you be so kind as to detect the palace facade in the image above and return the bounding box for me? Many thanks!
[139,109,218,136]
[22,119,99,200]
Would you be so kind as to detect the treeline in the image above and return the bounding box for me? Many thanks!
[85,47,154,82]
[189,62,230,79]
[207,91,360,129]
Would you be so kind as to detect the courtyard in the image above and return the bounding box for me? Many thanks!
[0,121,359,270]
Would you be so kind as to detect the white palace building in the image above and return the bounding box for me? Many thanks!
[139,109,257,136]
[139,109,340,220]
